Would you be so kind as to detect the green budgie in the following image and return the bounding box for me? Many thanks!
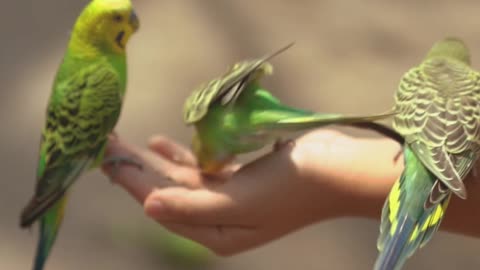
[19,0,139,269]
[375,37,480,270]
[184,44,399,174]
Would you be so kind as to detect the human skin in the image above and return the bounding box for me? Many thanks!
[102,129,480,256]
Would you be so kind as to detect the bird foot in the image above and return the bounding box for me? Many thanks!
[109,131,119,139]
[200,171,229,183]
[103,156,143,183]
[273,139,295,152]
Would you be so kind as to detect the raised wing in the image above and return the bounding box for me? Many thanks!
[183,43,294,124]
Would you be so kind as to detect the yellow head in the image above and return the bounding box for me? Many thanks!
[71,0,140,54]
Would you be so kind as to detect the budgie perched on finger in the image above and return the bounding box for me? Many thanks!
[184,44,400,174]
[20,0,140,269]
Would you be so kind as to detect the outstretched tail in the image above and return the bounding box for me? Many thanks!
[375,146,450,270]
[267,110,393,130]
[33,195,68,270]
[350,121,404,145]
[375,214,416,270]
[264,110,401,142]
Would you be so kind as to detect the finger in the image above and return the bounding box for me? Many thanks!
[107,136,206,188]
[161,222,258,256]
[102,137,175,203]
[146,135,212,188]
[148,135,197,167]
[144,141,306,225]
[144,187,242,225]
[148,135,243,181]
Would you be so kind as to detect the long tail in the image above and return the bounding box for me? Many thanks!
[273,111,395,130]
[257,110,403,143]
[350,121,404,145]
[375,147,450,270]
[375,214,416,270]
[266,110,401,142]
[33,195,68,270]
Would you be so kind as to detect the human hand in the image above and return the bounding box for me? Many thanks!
[102,130,404,255]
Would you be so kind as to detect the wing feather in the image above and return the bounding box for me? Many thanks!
[183,43,294,124]
[20,60,122,227]
[393,58,480,199]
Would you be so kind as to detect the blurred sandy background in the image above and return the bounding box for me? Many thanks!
[2,0,480,269]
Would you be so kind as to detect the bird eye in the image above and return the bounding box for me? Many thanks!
[113,14,123,22]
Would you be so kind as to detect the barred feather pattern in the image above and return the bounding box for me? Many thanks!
[183,43,294,124]
[376,55,480,270]
[393,57,480,200]
[21,60,123,226]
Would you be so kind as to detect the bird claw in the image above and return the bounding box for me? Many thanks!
[393,148,403,164]
[273,139,295,152]
[471,166,479,181]
[108,131,119,140]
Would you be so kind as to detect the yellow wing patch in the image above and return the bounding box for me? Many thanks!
[408,199,448,243]
[387,177,449,243]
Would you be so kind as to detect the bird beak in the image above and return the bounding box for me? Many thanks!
[129,10,140,32]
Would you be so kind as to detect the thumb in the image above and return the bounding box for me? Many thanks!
[143,186,241,226]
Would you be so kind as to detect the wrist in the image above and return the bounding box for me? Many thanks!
[338,139,404,220]
[292,131,355,222]
[294,131,403,222]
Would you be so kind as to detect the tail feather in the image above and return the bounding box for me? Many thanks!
[33,195,68,270]
[375,214,416,270]
[271,111,395,131]
[375,147,450,270]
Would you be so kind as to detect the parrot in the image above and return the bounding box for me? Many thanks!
[183,43,401,174]
[375,37,480,270]
[19,0,140,269]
